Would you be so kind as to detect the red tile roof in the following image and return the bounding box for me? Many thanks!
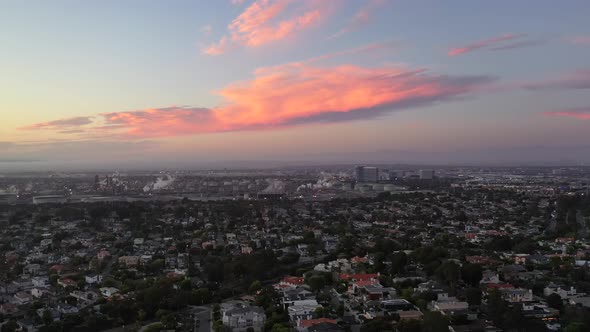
[299,318,337,328]
[282,276,305,285]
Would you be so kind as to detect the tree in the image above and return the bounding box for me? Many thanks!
[465,287,482,306]
[270,323,290,332]
[314,306,327,318]
[144,323,164,332]
[190,288,212,305]
[160,313,177,329]
[565,322,588,332]
[249,280,262,294]
[360,317,393,332]
[180,279,192,291]
[307,275,326,293]
[423,311,449,332]
[42,309,53,325]
[397,319,421,332]
[1,320,18,332]
[461,263,483,286]
[435,261,460,289]
[487,289,507,325]
[390,252,408,274]
[546,293,563,311]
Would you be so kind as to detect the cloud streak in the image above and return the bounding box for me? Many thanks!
[523,69,590,90]
[567,36,590,45]
[18,116,94,130]
[20,62,494,139]
[204,0,332,55]
[448,34,540,56]
[544,107,590,120]
[331,0,390,39]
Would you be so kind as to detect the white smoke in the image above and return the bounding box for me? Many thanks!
[143,175,175,192]
[296,172,339,192]
[262,179,285,193]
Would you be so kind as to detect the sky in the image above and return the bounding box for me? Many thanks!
[1,0,590,169]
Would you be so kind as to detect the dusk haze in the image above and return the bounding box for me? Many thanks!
[2,3,590,332]
[2,0,590,170]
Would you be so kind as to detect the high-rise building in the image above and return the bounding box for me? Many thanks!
[419,169,435,180]
[355,166,379,183]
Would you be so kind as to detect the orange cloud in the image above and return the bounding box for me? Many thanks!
[544,108,590,120]
[448,34,529,56]
[204,0,331,55]
[20,62,493,139]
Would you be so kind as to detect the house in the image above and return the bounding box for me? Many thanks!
[97,250,110,261]
[85,274,102,285]
[431,300,469,316]
[118,256,140,268]
[241,246,253,255]
[298,318,341,332]
[282,287,315,306]
[398,310,424,321]
[31,288,48,299]
[520,302,559,319]
[544,284,582,300]
[355,283,396,302]
[13,291,33,305]
[57,278,78,288]
[480,270,500,284]
[70,290,98,306]
[49,264,66,275]
[288,302,322,325]
[569,296,590,308]
[36,308,60,322]
[0,303,19,315]
[58,303,79,315]
[31,276,50,288]
[17,319,36,332]
[501,288,533,303]
[279,276,306,288]
[23,263,41,276]
[339,273,379,282]
[221,301,266,332]
[380,299,418,314]
[99,287,120,298]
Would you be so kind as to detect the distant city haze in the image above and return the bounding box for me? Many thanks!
[2,1,590,169]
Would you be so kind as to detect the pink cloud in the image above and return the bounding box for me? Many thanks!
[203,36,231,55]
[523,69,590,90]
[544,108,590,120]
[20,62,493,139]
[204,0,331,55]
[568,36,590,45]
[331,0,390,38]
[448,34,537,56]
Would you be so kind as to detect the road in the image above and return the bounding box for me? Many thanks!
[330,288,360,332]
[188,305,212,332]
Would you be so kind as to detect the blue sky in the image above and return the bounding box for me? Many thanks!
[1,0,590,168]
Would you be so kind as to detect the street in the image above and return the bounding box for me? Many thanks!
[188,305,212,332]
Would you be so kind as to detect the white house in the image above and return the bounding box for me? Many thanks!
[544,284,582,300]
[85,274,103,285]
[221,301,266,332]
[99,287,120,298]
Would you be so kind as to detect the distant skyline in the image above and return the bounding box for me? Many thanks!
[2,0,590,169]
